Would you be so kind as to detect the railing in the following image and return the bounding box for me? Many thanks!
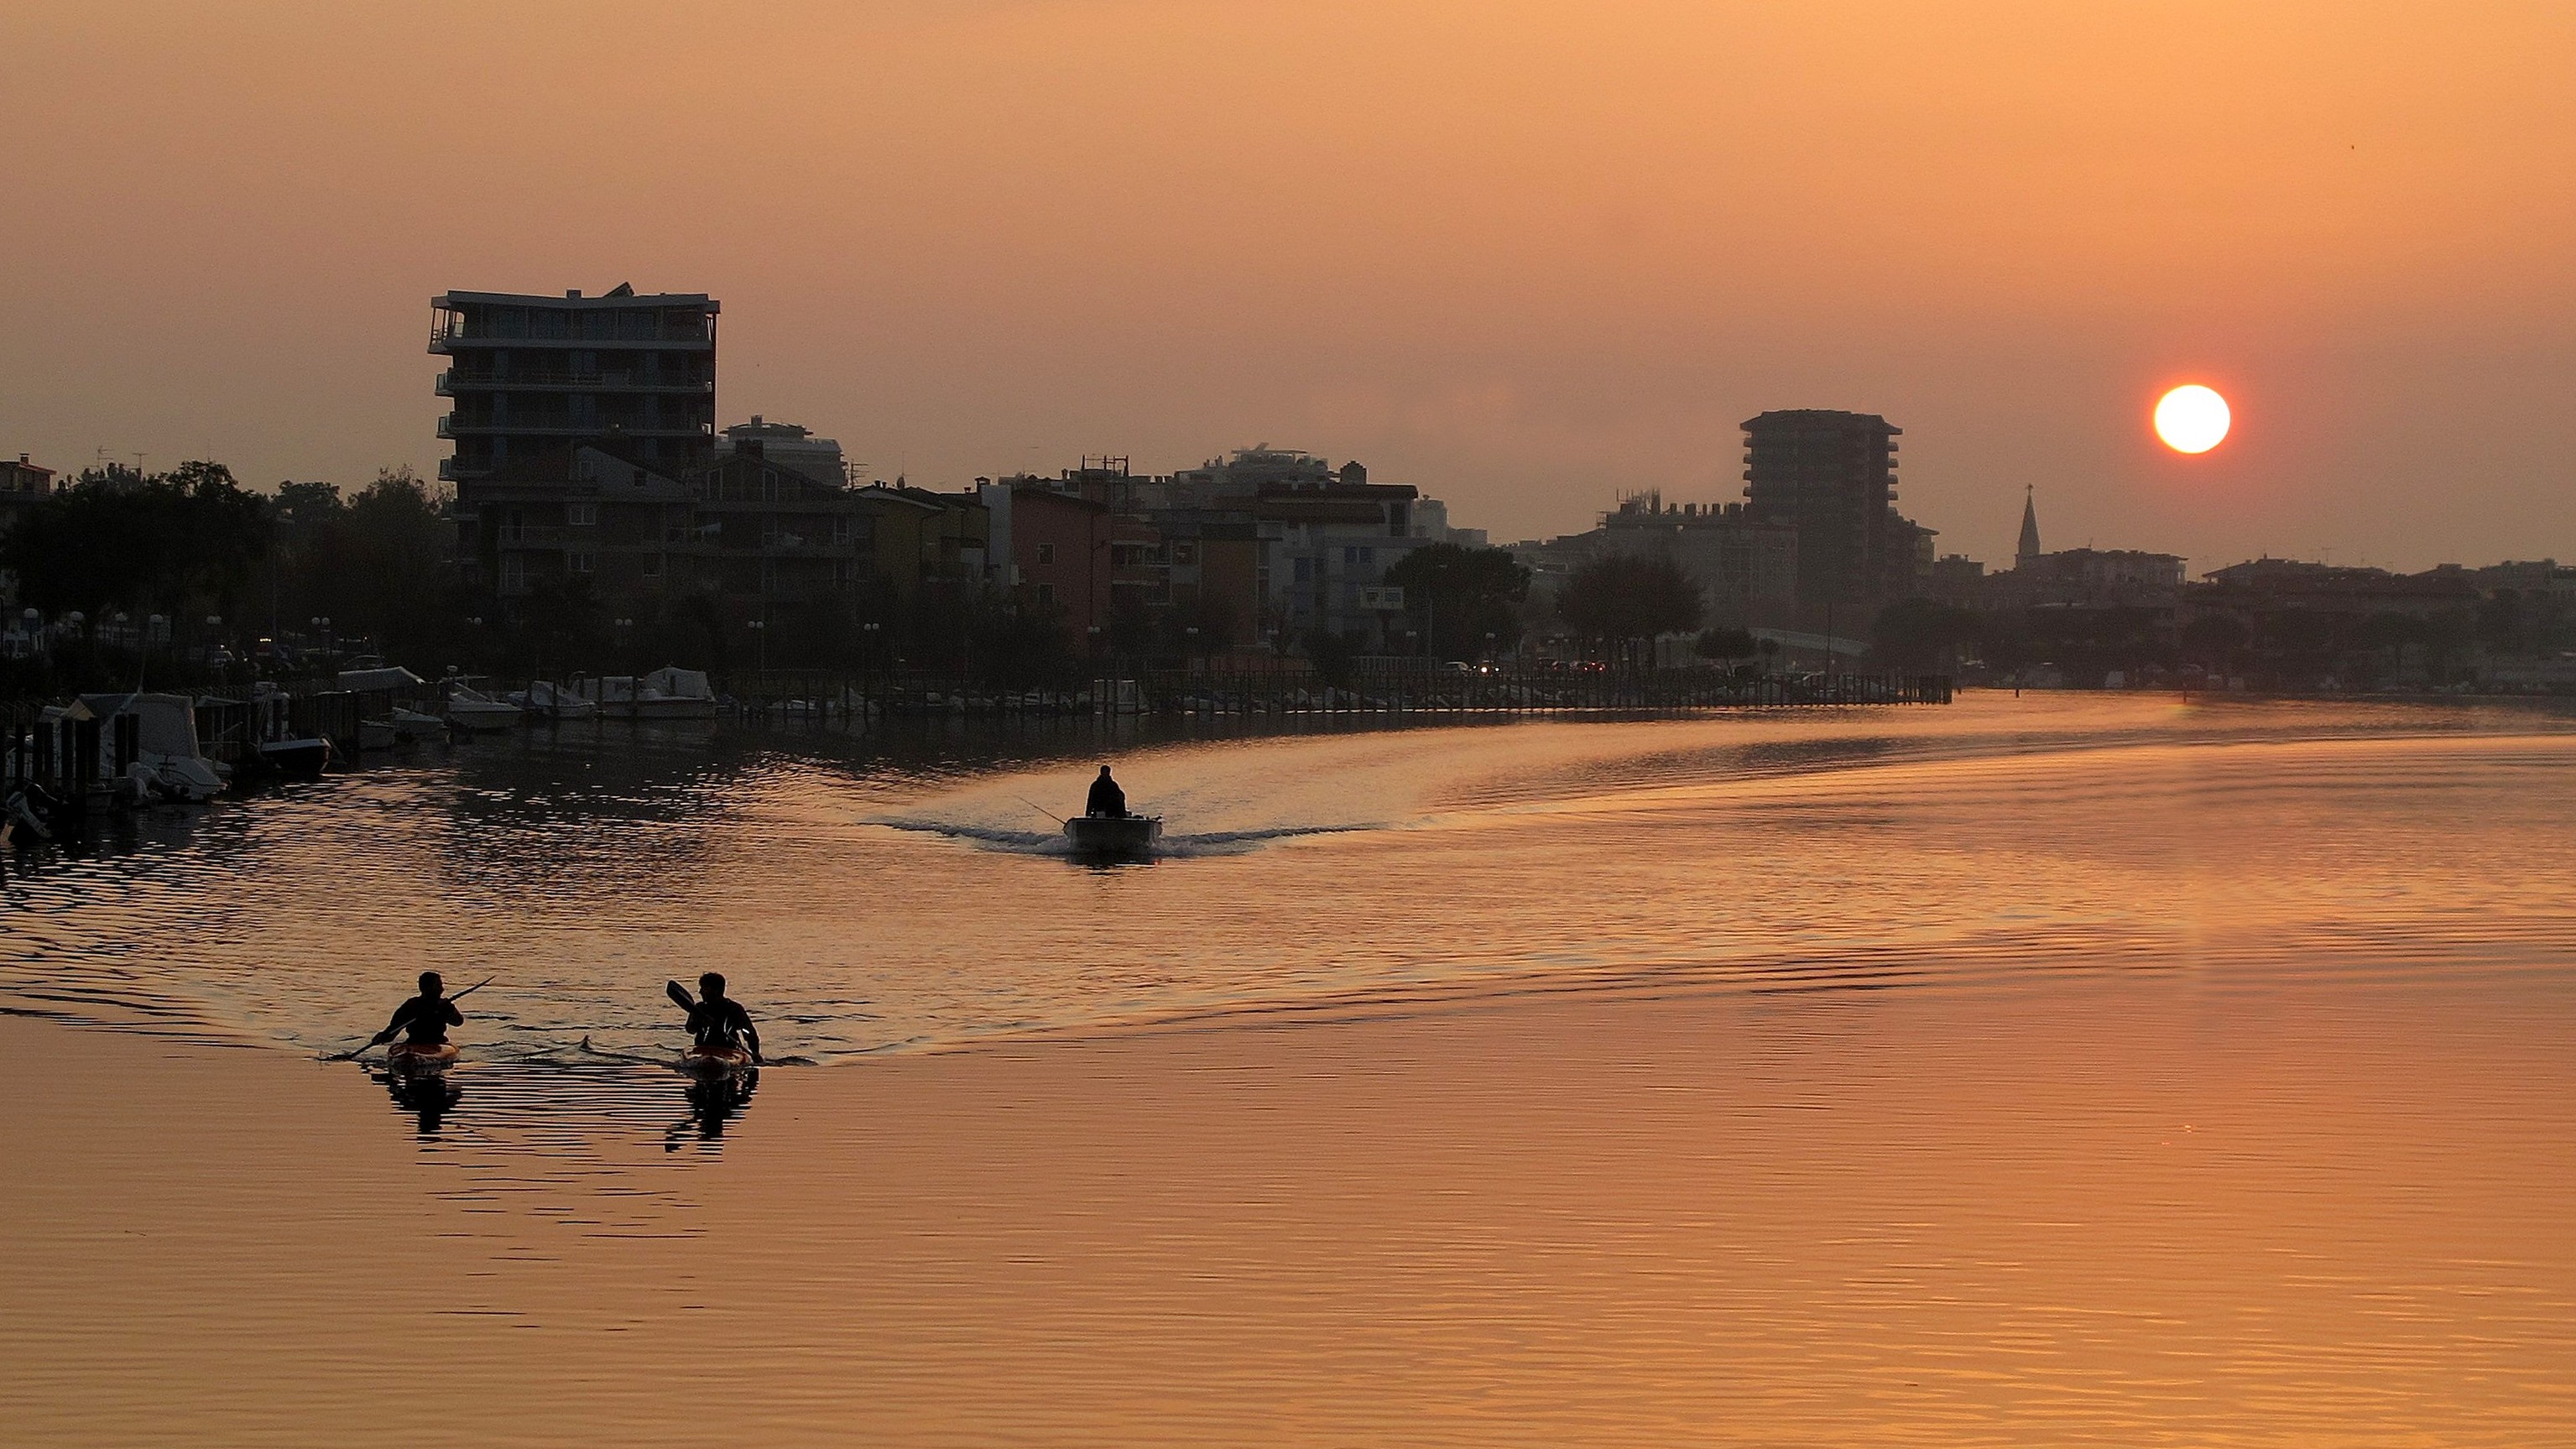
[441,415,706,437]
[697,666,1957,726]
[431,330,712,349]
[438,368,712,394]
[494,524,592,548]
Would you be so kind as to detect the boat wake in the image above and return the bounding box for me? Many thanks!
[863,816,1375,858]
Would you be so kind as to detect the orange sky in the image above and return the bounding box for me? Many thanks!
[3,2,2572,568]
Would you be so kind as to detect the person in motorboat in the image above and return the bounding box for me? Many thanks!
[667,972,764,1066]
[1086,764,1128,819]
[369,971,463,1053]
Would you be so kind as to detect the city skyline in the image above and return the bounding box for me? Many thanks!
[5,4,2574,571]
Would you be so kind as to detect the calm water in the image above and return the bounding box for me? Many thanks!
[12,693,2575,1060]
[8,692,2576,1445]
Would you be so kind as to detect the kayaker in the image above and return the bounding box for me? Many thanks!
[369,971,463,1051]
[1086,765,1128,819]
[667,972,764,1066]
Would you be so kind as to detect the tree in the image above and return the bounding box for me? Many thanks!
[1869,598,1981,670]
[1304,628,1358,688]
[2,459,271,624]
[1693,627,1760,663]
[2181,612,2248,675]
[1383,543,1531,659]
[274,466,455,663]
[1556,552,1703,661]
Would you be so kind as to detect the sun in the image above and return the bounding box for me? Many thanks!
[2154,384,2231,454]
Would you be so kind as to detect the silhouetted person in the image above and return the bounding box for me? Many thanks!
[667,972,763,1065]
[1086,765,1127,819]
[370,970,461,1050]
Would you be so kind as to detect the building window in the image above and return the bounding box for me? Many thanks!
[567,502,598,527]
[569,551,596,575]
[643,555,663,578]
[1294,558,1311,582]
[1173,542,1197,565]
[1036,582,1057,608]
[1037,543,1056,565]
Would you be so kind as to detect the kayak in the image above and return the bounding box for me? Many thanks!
[386,1041,460,1071]
[1064,815,1161,857]
[681,1045,756,1075]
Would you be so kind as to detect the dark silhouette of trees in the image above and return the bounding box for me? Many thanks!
[1304,628,1358,687]
[3,460,271,624]
[1383,543,1531,659]
[1869,598,1982,670]
[1693,626,1760,663]
[1556,552,1703,661]
[273,466,460,663]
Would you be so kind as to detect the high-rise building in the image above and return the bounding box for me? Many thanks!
[430,285,718,485]
[431,285,718,603]
[1741,409,1918,610]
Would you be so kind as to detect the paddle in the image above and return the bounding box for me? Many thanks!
[331,976,496,1061]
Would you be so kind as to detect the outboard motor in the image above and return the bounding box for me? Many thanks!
[4,784,51,844]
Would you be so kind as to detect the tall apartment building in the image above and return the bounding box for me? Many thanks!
[1741,409,1917,612]
[430,285,719,601]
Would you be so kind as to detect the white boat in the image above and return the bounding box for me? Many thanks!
[577,666,717,721]
[39,693,230,802]
[513,679,598,722]
[340,666,431,748]
[391,706,444,739]
[442,684,524,732]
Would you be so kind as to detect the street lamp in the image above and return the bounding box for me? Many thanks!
[748,617,767,675]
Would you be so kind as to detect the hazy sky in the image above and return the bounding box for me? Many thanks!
[4,2,2573,569]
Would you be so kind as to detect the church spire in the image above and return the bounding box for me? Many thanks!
[2016,485,2042,566]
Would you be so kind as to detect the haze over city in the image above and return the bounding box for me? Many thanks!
[7,1,2574,566]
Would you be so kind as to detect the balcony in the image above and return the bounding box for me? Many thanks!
[441,414,710,438]
[495,524,594,549]
[437,457,493,482]
[437,368,713,396]
[431,330,712,353]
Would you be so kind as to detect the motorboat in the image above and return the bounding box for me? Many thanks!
[442,683,524,732]
[1063,814,1162,858]
[257,734,332,777]
[391,706,444,740]
[577,666,717,721]
[215,683,334,779]
[339,665,431,748]
[512,679,598,722]
[40,693,231,802]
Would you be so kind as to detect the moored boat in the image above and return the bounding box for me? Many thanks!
[441,683,524,732]
[39,692,231,802]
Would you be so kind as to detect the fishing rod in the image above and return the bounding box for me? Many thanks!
[333,976,497,1060]
[1020,797,1066,825]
